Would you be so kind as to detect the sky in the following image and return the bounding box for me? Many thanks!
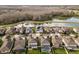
[0,0,79,5]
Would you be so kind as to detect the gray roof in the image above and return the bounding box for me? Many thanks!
[40,35,50,46]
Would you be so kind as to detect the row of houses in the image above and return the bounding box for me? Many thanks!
[1,32,79,53]
[0,23,79,53]
[0,34,79,53]
[0,33,62,53]
[0,23,77,35]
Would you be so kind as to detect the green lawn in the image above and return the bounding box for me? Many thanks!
[54,16,69,20]
[27,49,41,54]
[27,49,50,54]
[12,48,79,54]
[40,52,49,54]
[68,50,79,54]
[53,48,66,54]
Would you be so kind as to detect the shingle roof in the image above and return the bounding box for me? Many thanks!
[63,36,77,46]
[12,35,25,50]
[0,35,13,53]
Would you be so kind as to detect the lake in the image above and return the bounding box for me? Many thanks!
[52,17,79,27]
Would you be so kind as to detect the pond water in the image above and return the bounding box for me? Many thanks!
[52,17,79,27]
[51,23,79,27]
[66,17,79,22]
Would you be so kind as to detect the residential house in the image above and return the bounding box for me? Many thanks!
[51,34,62,48]
[73,37,79,47]
[27,35,38,49]
[40,35,51,52]
[36,26,43,33]
[12,34,26,53]
[0,35,13,53]
[62,36,77,50]
[0,27,6,35]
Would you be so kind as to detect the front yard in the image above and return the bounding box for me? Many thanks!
[68,50,79,54]
[52,48,67,54]
[27,49,41,54]
[27,48,50,54]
